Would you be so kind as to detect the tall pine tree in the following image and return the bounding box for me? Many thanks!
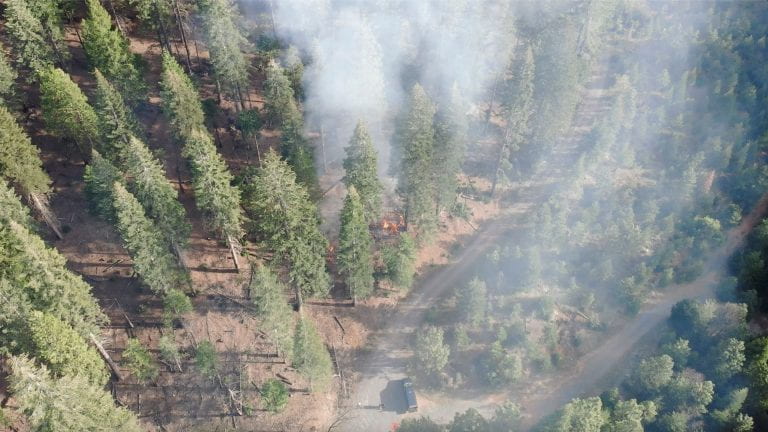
[182,128,243,244]
[492,45,535,196]
[8,355,142,432]
[293,317,332,391]
[39,67,99,155]
[337,186,374,300]
[343,120,382,222]
[242,150,330,299]
[0,49,18,105]
[395,84,437,235]
[3,0,55,74]
[0,106,50,196]
[249,265,294,361]
[432,86,467,213]
[198,0,249,110]
[82,0,144,102]
[112,182,185,294]
[0,220,107,337]
[160,52,205,141]
[123,135,190,254]
[84,150,122,221]
[93,69,142,164]
[264,61,296,127]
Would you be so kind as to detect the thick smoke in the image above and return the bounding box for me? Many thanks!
[272,0,516,171]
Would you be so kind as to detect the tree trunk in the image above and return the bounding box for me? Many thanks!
[106,0,126,36]
[29,193,63,240]
[482,76,501,137]
[172,0,193,73]
[227,235,240,272]
[90,333,125,381]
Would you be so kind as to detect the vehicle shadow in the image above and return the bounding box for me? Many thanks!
[379,379,408,414]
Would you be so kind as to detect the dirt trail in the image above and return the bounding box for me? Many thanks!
[518,191,768,428]
[343,69,613,431]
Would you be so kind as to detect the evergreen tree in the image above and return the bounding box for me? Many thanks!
[383,232,417,289]
[0,49,18,105]
[342,121,382,221]
[3,0,55,74]
[26,0,70,66]
[458,277,487,326]
[0,106,50,195]
[338,187,374,299]
[7,355,142,432]
[414,326,450,376]
[182,128,243,242]
[249,265,294,360]
[25,311,109,386]
[280,106,319,194]
[195,340,218,379]
[93,69,142,164]
[38,67,99,155]
[493,45,535,196]
[260,378,289,413]
[242,150,330,298]
[293,317,332,391]
[84,150,122,221]
[122,338,158,383]
[433,86,467,213]
[123,135,190,252]
[0,180,33,229]
[198,0,249,109]
[395,84,438,234]
[264,61,296,127]
[0,220,107,337]
[160,54,244,256]
[112,182,185,294]
[81,0,143,101]
[160,52,205,141]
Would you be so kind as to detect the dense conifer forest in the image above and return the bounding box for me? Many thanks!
[1,0,768,431]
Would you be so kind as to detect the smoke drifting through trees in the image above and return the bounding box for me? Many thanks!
[271,0,516,172]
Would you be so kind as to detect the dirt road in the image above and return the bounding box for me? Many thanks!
[343,189,768,431]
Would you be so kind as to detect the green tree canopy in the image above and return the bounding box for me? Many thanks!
[122,338,158,383]
[293,316,332,391]
[93,69,142,164]
[458,277,487,326]
[0,49,18,105]
[383,232,417,289]
[0,220,107,337]
[433,86,467,213]
[84,150,123,221]
[260,378,289,413]
[395,84,438,234]
[0,106,50,195]
[81,0,143,101]
[160,52,205,141]
[338,186,375,299]
[414,326,450,377]
[123,135,190,252]
[112,182,185,294]
[263,61,296,127]
[632,355,674,394]
[7,355,142,432]
[242,150,330,298]
[3,0,55,75]
[342,121,382,221]
[198,0,249,109]
[38,67,99,155]
[249,265,294,361]
[25,311,109,386]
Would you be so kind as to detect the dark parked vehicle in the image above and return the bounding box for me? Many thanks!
[403,378,418,412]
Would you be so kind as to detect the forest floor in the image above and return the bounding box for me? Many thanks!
[5,17,514,432]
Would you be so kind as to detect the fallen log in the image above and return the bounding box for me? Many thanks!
[90,333,125,381]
